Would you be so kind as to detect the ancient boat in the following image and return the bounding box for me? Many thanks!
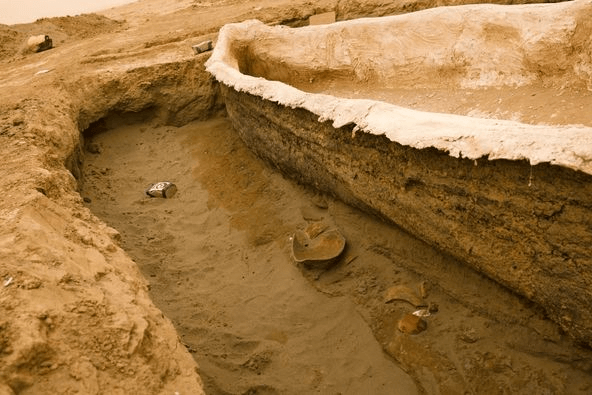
[206,0,592,345]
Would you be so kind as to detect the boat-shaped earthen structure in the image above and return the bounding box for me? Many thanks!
[206,0,592,345]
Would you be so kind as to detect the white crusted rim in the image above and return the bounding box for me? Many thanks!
[206,2,592,175]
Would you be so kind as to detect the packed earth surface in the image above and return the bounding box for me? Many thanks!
[1,1,591,394]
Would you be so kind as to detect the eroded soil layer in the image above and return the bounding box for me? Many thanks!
[221,84,592,348]
[80,115,592,394]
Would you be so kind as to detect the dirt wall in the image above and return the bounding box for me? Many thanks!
[0,51,218,394]
[221,85,592,347]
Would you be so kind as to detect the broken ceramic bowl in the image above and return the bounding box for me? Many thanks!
[291,228,345,268]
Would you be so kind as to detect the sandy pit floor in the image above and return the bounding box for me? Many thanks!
[79,115,418,394]
[80,112,592,394]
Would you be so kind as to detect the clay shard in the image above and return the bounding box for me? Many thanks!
[398,313,427,335]
[384,285,426,307]
[291,228,345,268]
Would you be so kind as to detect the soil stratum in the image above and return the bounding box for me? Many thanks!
[0,1,591,395]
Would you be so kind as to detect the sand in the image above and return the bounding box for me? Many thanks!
[79,116,418,394]
[79,113,592,394]
[1,0,592,394]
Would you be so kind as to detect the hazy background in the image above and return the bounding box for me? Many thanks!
[0,0,136,24]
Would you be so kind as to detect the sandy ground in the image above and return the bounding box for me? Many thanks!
[79,116,418,394]
[79,113,592,394]
[1,0,592,394]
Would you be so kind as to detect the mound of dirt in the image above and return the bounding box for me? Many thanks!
[0,28,21,60]
[36,14,125,40]
[0,14,124,61]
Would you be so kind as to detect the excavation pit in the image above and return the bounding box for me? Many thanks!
[79,114,426,394]
[206,0,592,348]
[3,1,592,393]
[77,99,592,395]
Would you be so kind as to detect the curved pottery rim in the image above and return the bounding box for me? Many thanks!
[291,229,346,266]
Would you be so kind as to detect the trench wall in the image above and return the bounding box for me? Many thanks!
[221,85,592,347]
[0,53,218,394]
